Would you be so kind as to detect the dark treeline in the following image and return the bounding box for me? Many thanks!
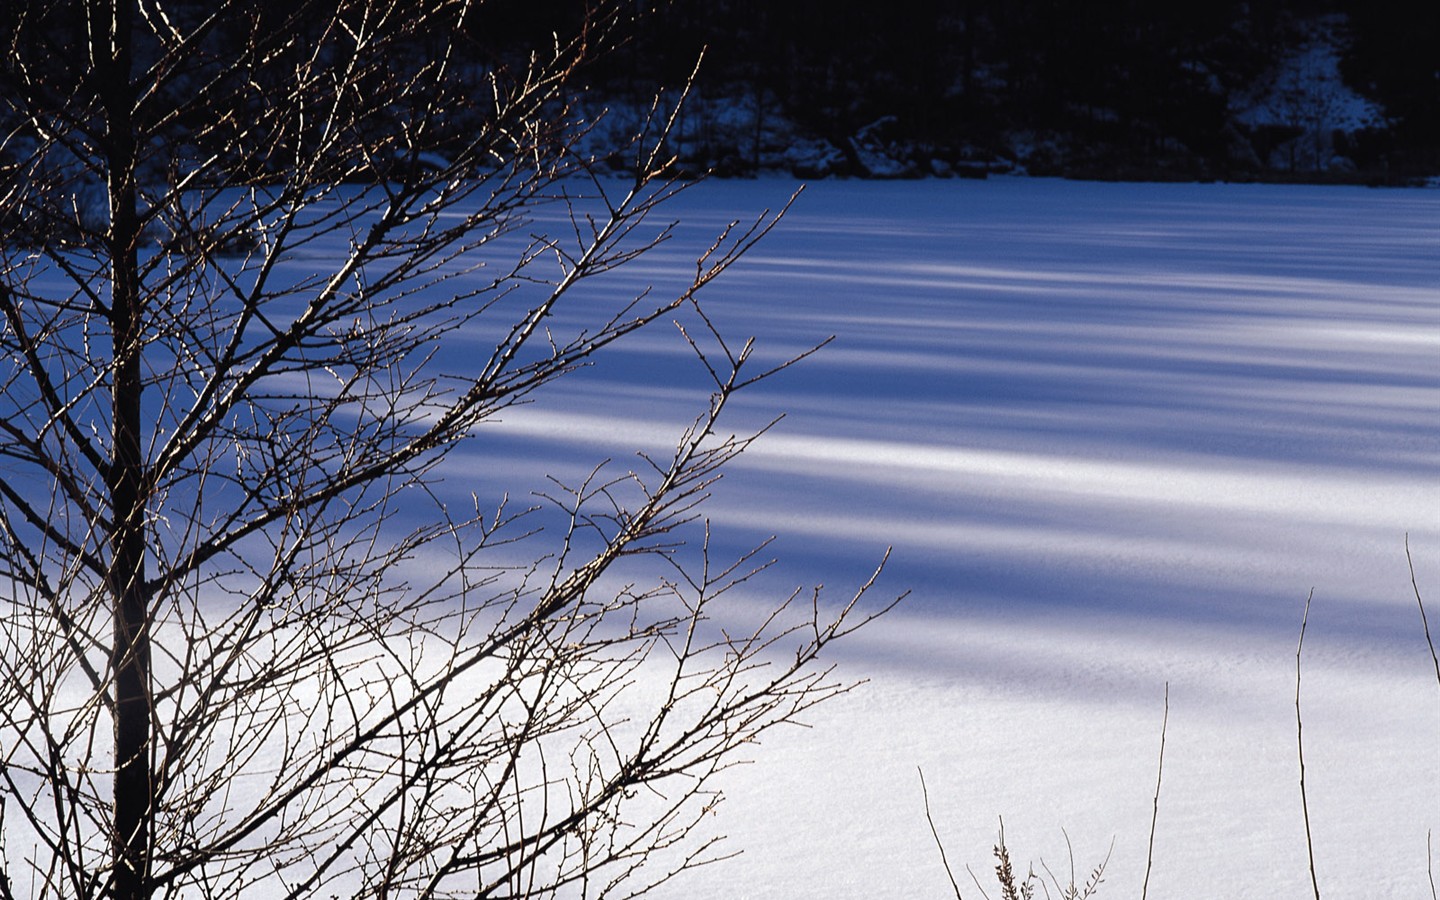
[567,0,1438,181]
[3,0,1435,182]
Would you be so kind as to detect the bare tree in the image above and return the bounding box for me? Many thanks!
[0,2,893,898]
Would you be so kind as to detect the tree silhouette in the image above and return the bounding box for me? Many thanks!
[0,2,891,897]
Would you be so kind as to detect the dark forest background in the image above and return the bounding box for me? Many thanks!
[479,0,1440,182]
[4,0,1436,183]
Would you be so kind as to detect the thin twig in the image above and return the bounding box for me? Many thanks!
[965,863,994,900]
[919,768,965,900]
[1428,830,1437,900]
[1406,534,1440,690]
[1296,589,1321,900]
[1142,681,1169,900]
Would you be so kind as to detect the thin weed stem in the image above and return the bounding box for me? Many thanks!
[1429,830,1437,900]
[1296,589,1321,900]
[920,767,966,900]
[1407,535,1440,691]
[1142,682,1168,900]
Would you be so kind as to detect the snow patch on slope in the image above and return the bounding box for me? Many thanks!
[1230,14,1387,171]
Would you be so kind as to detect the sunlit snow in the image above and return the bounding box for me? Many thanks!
[480,176,1439,897]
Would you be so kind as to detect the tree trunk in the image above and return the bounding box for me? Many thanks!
[94,2,152,898]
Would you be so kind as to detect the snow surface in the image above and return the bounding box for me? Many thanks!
[481,177,1440,897]
[12,174,1431,896]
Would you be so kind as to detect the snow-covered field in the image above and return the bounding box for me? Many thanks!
[487,177,1440,897]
